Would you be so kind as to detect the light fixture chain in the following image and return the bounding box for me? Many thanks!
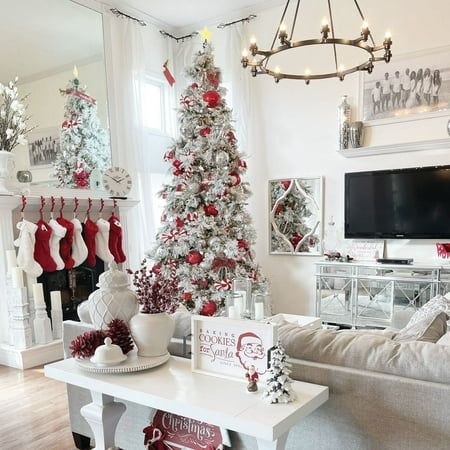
[327,0,339,72]
[289,0,301,41]
[353,0,376,46]
[265,0,291,68]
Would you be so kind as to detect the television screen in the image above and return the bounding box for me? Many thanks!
[345,165,450,239]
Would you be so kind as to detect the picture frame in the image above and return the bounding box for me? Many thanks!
[269,176,324,256]
[27,127,60,168]
[191,315,277,382]
[358,45,450,126]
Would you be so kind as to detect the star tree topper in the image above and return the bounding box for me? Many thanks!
[198,26,212,42]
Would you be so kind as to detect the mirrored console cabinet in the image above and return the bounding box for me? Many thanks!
[316,261,450,330]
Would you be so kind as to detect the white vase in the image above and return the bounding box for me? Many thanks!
[88,266,138,330]
[129,312,175,357]
[0,150,14,195]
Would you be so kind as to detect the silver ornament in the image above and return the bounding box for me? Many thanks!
[215,151,229,167]
[188,182,200,193]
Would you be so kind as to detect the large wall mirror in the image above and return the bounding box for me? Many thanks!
[1,0,111,188]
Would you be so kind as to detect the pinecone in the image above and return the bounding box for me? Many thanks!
[70,330,106,359]
[107,318,134,354]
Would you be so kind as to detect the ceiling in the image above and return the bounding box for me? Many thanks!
[0,0,104,83]
[108,0,283,28]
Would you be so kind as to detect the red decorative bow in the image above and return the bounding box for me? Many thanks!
[212,257,236,271]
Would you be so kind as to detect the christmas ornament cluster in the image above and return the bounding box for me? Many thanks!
[147,43,265,316]
[54,76,110,188]
[14,206,126,278]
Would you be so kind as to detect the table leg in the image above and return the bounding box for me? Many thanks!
[80,391,126,450]
[256,431,289,450]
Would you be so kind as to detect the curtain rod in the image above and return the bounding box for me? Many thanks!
[160,30,199,43]
[217,14,257,29]
[110,8,147,27]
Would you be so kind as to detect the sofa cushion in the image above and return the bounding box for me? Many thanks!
[393,312,448,343]
[407,294,450,327]
[278,322,450,384]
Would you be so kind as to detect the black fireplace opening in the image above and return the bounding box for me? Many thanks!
[38,258,105,321]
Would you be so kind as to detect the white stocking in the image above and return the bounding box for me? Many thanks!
[71,217,88,268]
[95,218,114,265]
[14,220,43,277]
[49,218,66,271]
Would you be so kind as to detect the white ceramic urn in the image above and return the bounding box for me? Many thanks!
[0,150,14,195]
[129,312,175,357]
[88,266,138,330]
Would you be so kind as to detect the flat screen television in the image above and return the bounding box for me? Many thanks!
[345,165,450,239]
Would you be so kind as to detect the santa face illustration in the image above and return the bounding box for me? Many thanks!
[235,332,267,374]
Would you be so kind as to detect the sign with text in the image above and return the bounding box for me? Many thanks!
[349,240,385,261]
[147,410,229,450]
[191,316,277,381]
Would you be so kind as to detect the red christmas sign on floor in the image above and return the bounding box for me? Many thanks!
[144,410,228,450]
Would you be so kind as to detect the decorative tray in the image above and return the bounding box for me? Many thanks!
[75,352,170,374]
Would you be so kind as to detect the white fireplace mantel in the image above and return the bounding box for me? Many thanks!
[0,190,138,369]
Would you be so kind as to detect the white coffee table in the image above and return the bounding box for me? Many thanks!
[45,356,328,450]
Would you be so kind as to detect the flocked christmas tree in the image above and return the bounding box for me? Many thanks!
[148,39,265,315]
[263,342,296,404]
[54,67,110,188]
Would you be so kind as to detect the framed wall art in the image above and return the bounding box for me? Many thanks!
[359,45,450,126]
[27,127,60,168]
[191,315,277,381]
[269,177,323,255]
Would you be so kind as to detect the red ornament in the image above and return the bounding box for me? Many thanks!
[229,171,241,187]
[173,168,184,176]
[73,162,89,189]
[275,204,283,215]
[175,217,184,228]
[172,159,183,168]
[183,292,192,301]
[238,239,249,250]
[191,82,199,89]
[202,90,221,108]
[186,250,203,265]
[238,159,247,169]
[226,131,236,142]
[204,204,218,217]
[282,180,291,190]
[200,300,217,316]
[290,232,303,247]
[176,184,184,192]
[151,263,161,274]
[199,127,211,137]
[207,71,220,88]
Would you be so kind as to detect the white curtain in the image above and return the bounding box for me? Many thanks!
[108,15,175,269]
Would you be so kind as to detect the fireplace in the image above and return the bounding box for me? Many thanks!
[38,259,105,321]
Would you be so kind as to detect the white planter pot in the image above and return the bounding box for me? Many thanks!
[129,312,175,357]
[0,150,14,195]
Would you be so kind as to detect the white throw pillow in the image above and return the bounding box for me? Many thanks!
[436,332,450,346]
[406,295,450,327]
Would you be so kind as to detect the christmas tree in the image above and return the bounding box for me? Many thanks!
[148,41,265,315]
[270,180,319,253]
[263,342,296,404]
[54,69,110,187]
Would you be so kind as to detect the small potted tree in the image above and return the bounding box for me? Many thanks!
[128,260,179,357]
[0,78,33,195]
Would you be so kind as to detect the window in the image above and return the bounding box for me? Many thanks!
[141,81,163,131]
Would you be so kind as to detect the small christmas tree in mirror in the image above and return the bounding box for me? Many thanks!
[54,66,110,188]
[263,342,296,404]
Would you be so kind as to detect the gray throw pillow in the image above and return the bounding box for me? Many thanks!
[393,311,448,343]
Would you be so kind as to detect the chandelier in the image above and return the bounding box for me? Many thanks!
[241,0,392,84]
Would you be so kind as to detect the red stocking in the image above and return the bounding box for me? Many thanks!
[83,219,99,267]
[57,217,75,269]
[34,219,57,272]
[108,215,126,263]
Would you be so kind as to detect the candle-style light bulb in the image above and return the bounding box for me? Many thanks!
[274,66,281,74]
[321,17,329,27]
[305,68,311,76]
[73,65,79,79]
[362,21,369,30]
[242,49,248,58]
[279,23,287,32]
[338,64,345,81]
[250,36,257,44]
[321,16,330,40]
[385,31,392,39]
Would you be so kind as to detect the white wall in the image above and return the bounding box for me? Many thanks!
[220,0,450,315]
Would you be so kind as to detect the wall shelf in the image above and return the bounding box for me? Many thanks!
[338,138,450,158]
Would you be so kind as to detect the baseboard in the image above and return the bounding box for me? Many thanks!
[0,340,63,369]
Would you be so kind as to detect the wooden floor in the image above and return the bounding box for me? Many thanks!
[0,364,77,450]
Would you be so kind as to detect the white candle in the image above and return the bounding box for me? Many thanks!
[50,291,62,310]
[228,306,239,319]
[11,267,24,288]
[234,296,244,318]
[32,283,46,307]
[254,303,265,321]
[6,250,17,272]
